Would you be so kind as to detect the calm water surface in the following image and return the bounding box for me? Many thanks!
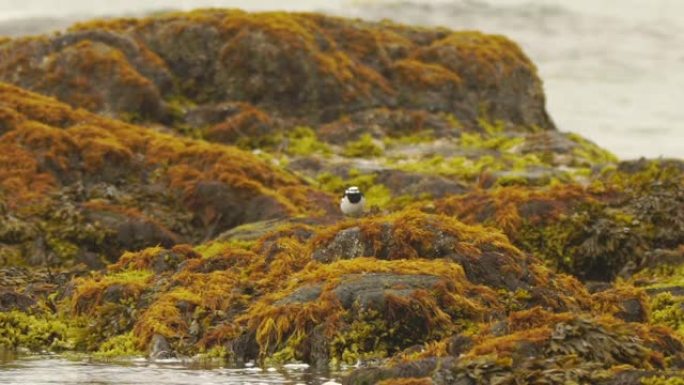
[0,354,344,385]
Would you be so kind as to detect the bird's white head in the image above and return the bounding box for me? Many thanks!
[345,186,361,195]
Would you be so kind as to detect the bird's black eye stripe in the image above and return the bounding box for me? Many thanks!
[346,193,363,203]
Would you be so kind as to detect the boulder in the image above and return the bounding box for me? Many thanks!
[0,290,35,312]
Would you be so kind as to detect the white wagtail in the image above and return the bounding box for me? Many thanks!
[340,186,365,217]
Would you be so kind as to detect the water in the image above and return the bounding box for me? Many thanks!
[0,354,343,385]
[0,0,681,159]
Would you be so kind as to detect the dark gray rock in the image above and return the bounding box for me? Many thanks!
[149,334,175,360]
[275,284,324,306]
[0,290,35,312]
[518,131,578,155]
[617,297,648,323]
[84,207,181,262]
[312,226,372,263]
[188,181,291,239]
[332,273,441,310]
[446,334,473,357]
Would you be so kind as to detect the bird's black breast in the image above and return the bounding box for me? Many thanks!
[346,193,363,204]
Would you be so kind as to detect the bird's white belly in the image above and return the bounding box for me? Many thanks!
[340,196,365,217]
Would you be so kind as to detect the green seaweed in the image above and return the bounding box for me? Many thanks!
[343,134,384,158]
[0,311,72,352]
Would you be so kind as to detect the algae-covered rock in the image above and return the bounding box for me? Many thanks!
[1,8,683,384]
[344,310,684,385]
[36,208,599,365]
[0,82,323,267]
[0,10,554,133]
[435,159,684,280]
[0,31,171,120]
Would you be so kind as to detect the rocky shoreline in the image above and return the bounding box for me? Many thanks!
[0,9,683,384]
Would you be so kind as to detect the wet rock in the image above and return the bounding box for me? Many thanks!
[184,102,251,127]
[84,206,181,262]
[617,158,684,175]
[617,297,648,323]
[0,290,36,312]
[287,155,465,200]
[585,281,613,294]
[137,19,222,99]
[310,211,535,291]
[2,11,555,132]
[215,217,321,245]
[518,131,578,155]
[226,331,259,364]
[645,285,684,297]
[187,181,292,239]
[375,170,466,199]
[312,226,373,263]
[275,284,324,306]
[489,320,509,337]
[307,324,330,369]
[0,31,170,120]
[413,32,554,130]
[149,334,175,359]
[203,104,277,144]
[445,334,473,357]
[450,250,530,291]
[75,251,106,270]
[101,284,127,304]
[491,166,565,186]
[343,357,442,385]
[331,273,441,310]
[318,108,458,144]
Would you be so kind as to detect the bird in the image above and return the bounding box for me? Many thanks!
[340,186,365,217]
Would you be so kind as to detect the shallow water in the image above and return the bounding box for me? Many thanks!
[0,0,682,159]
[0,354,343,385]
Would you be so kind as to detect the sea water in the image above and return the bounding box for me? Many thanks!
[0,353,343,385]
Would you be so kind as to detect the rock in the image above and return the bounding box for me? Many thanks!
[617,158,684,174]
[214,217,322,245]
[226,331,259,364]
[203,104,278,145]
[101,284,127,304]
[375,170,467,198]
[1,11,555,132]
[491,166,566,186]
[0,31,170,120]
[312,226,372,263]
[318,109,458,144]
[618,297,648,323]
[343,358,442,385]
[518,131,578,155]
[445,334,473,357]
[645,285,684,297]
[310,211,534,290]
[84,205,181,262]
[275,284,324,306]
[189,181,289,237]
[0,290,36,312]
[331,273,441,310]
[149,334,175,360]
[184,102,253,128]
